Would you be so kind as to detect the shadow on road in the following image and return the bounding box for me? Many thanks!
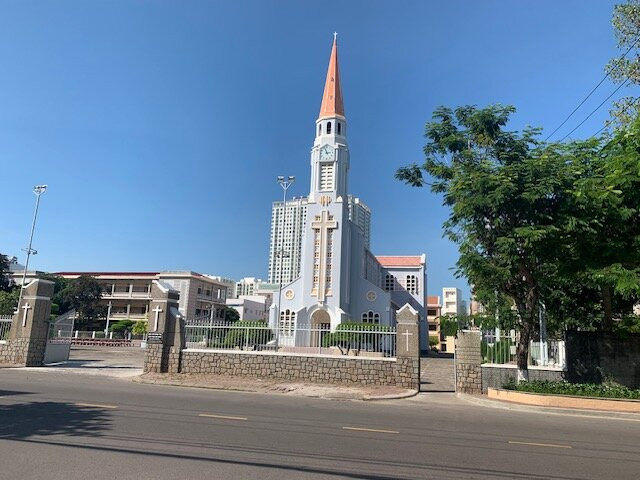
[0,401,112,440]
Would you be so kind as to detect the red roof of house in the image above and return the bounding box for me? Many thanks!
[375,255,424,267]
[55,272,160,277]
[427,295,440,306]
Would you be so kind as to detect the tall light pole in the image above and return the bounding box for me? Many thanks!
[275,175,295,349]
[16,185,47,314]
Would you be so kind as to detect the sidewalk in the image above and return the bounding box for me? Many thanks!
[134,372,418,401]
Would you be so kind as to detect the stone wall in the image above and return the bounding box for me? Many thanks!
[0,279,53,367]
[455,330,482,394]
[566,331,640,388]
[481,365,565,393]
[180,350,419,389]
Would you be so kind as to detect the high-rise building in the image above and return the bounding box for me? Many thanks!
[267,195,370,284]
[234,277,263,298]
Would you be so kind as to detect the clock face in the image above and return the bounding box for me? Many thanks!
[319,145,333,162]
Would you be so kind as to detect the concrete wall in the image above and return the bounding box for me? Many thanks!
[481,365,565,393]
[566,331,640,388]
[180,350,418,388]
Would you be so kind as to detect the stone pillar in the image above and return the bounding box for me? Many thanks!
[143,280,183,374]
[0,279,54,367]
[455,330,482,394]
[396,303,421,390]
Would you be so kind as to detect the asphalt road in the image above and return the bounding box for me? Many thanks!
[0,368,639,480]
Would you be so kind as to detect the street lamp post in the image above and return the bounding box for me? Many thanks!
[15,185,47,315]
[275,175,295,349]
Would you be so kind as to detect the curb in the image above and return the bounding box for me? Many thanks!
[458,393,640,422]
[133,375,418,401]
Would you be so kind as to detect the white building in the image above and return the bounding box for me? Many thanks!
[268,35,427,350]
[267,194,371,284]
[234,277,263,298]
[226,295,268,322]
[442,287,465,316]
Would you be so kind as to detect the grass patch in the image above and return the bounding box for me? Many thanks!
[502,379,640,400]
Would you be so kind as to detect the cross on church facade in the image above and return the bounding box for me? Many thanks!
[152,305,163,332]
[402,329,413,352]
[311,210,337,302]
[21,303,31,327]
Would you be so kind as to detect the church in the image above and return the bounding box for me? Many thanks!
[268,35,427,351]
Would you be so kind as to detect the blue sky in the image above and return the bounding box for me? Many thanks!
[0,0,629,302]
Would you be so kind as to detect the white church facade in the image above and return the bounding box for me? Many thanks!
[268,35,427,350]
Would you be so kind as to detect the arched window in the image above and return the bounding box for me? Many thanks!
[318,124,321,136]
[405,275,418,294]
[362,311,380,323]
[327,121,332,134]
[384,274,395,291]
[279,309,295,335]
[337,122,341,135]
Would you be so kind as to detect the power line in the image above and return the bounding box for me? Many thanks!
[545,39,638,141]
[559,78,630,142]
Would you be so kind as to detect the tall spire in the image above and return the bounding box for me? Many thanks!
[318,33,344,119]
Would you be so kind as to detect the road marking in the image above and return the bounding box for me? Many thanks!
[342,426,399,434]
[75,403,118,409]
[199,413,248,421]
[508,441,572,449]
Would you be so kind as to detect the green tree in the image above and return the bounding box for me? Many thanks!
[222,306,240,323]
[37,273,71,316]
[0,288,19,315]
[606,0,640,128]
[132,321,148,336]
[396,105,585,379]
[0,253,13,292]
[62,276,105,327]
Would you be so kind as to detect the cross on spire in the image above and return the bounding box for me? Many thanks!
[318,33,344,119]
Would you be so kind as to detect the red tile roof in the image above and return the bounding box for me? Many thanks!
[375,255,424,267]
[55,272,160,277]
[427,295,440,305]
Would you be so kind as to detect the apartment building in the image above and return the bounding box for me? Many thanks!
[226,295,268,321]
[234,277,264,298]
[53,271,228,323]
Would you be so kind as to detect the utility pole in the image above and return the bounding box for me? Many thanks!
[275,175,295,349]
[16,185,47,315]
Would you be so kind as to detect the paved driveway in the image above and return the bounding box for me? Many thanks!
[421,355,455,392]
[35,346,145,378]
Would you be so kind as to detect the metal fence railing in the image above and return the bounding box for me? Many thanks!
[184,319,397,358]
[482,331,566,368]
[185,318,275,351]
[0,316,12,342]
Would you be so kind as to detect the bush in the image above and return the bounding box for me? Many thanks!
[322,322,392,355]
[223,321,273,349]
[110,320,134,333]
[503,380,640,400]
[428,336,440,347]
[131,321,147,335]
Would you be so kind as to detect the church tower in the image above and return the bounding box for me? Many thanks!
[309,33,349,204]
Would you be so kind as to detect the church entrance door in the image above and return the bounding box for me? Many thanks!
[310,309,331,348]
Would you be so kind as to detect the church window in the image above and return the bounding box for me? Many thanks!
[279,309,295,336]
[384,274,395,291]
[318,124,321,136]
[337,122,341,135]
[406,275,418,294]
[319,163,334,191]
[362,311,380,323]
[327,121,332,134]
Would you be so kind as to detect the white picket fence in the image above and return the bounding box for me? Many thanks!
[0,315,12,342]
[482,332,566,368]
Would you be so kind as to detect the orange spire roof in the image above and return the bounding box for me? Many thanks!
[318,33,345,119]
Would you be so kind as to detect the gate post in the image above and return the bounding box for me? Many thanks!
[0,279,54,367]
[144,281,183,374]
[396,303,421,390]
[455,330,483,394]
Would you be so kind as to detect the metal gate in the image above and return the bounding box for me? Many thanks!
[44,309,75,364]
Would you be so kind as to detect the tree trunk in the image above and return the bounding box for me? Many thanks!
[516,322,531,382]
[602,285,614,331]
